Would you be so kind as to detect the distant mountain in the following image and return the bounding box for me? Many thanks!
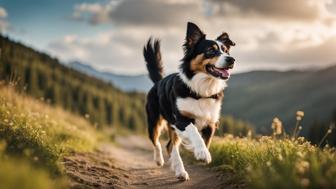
[69,61,336,134]
[69,61,152,92]
[222,66,336,134]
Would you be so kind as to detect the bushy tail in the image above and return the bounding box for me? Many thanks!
[143,38,164,84]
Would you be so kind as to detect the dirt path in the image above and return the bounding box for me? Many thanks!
[63,135,241,189]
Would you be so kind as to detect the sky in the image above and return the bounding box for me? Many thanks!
[1,0,336,75]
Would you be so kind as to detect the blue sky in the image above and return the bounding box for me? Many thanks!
[1,0,109,48]
[1,0,336,75]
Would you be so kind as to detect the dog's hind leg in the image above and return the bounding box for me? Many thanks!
[201,124,216,148]
[146,99,165,166]
[166,125,178,157]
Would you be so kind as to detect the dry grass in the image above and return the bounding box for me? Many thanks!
[210,114,336,189]
[0,84,105,188]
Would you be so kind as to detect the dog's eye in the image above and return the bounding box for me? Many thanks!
[206,48,215,55]
[221,45,228,53]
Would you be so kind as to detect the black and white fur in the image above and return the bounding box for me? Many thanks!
[143,22,235,181]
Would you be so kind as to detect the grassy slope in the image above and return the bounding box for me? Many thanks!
[0,84,105,188]
[210,131,336,188]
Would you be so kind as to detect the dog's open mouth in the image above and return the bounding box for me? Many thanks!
[206,65,233,79]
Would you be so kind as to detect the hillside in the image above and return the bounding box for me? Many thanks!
[223,66,336,134]
[0,35,145,131]
[0,84,103,188]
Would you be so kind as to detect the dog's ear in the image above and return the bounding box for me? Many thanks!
[217,32,235,53]
[186,22,205,48]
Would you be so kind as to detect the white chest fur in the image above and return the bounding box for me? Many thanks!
[176,97,222,129]
[179,72,227,97]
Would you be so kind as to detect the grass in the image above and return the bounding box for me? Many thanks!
[210,114,336,189]
[0,142,66,189]
[0,83,105,188]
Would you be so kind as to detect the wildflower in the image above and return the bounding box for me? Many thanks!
[318,124,335,147]
[247,130,252,139]
[293,111,305,139]
[266,161,271,166]
[301,161,310,170]
[278,154,283,161]
[296,151,304,158]
[296,160,310,174]
[327,128,332,134]
[296,111,304,120]
[297,137,305,143]
[225,134,234,140]
[272,117,282,135]
[246,165,252,172]
[300,178,310,187]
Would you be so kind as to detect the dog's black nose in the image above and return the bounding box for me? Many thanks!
[226,56,235,64]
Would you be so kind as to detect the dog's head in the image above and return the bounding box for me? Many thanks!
[181,22,236,80]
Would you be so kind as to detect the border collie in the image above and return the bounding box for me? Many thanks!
[143,22,235,181]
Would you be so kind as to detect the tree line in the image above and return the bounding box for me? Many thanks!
[0,35,146,131]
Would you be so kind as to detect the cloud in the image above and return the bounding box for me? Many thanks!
[208,0,334,22]
[73,0,336,26]
[72,1,118,25]
[237,35,336,65]
[47,29,185,74]
[0,7,7,18]
[73,0,202,26]
[0,7,8,32]
[47,0,336,75]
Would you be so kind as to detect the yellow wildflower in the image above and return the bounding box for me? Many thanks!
[272,117,282,135]
[296,111,304,121]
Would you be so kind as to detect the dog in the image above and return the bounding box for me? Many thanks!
[143,22,235,181]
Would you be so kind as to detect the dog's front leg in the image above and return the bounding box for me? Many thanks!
[175,123,211,164]
[170,139,190,181]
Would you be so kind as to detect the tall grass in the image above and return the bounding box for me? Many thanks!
[0,84,105,188]
[0,142,66,189]
[210,113,336,189]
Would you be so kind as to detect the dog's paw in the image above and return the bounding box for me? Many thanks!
[155,157,164,167]
[176,170,190,181]
[194,146,212,164]
[154,145,164,167]
[154,153,164,167]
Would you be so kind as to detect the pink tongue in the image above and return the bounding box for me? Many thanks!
[219,69,230,78]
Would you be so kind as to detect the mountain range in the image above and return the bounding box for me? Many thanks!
[69,61,153,92]
[69,61,336,134]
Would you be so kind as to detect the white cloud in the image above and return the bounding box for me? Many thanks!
[0,7,8,32]
[48,0,336,75]
[208,0,334,22]
[0,7,7,18]
[47,26,187,74]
